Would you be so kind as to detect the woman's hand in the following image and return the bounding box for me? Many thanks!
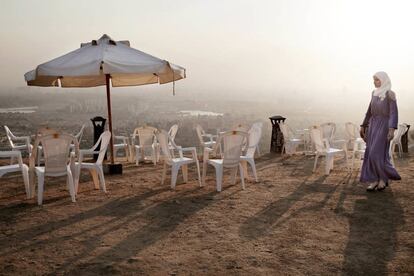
[387,128,395,141]
[360,127,366,141]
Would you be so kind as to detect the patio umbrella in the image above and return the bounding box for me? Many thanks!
[24,34,186,165]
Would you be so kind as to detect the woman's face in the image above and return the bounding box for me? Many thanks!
[373,76,381,88]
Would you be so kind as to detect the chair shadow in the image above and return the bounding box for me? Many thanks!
[341,189,404,275]
[0,202,36,224]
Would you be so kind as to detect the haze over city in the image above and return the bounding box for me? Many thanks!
[1,0,413,122]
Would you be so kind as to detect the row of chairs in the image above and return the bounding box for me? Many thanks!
[1,126,111,205]
[3,125,86,166]
[115,122,263,192]
[111,125,179,165]
[1,122,263,204]
[279,121,409,175]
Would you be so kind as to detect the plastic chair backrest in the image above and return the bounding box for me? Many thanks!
[195,124,205,146]
[320,122,336,142]
[251,121,263,131]
[232,123,250,132]
[4,126,16,148]
[345,122,358,140]
[35,133,76,175]
[157,130,173,162]
[75,124,86,144]
[310,126,326,153]
[218,130,248,168]
[392,124,408,144]
[168,124,179,143]
[95,131,111,165]
[37,127,59,136]
[278,121,291,140]
[245,124,262,158]
[133,126,157,147]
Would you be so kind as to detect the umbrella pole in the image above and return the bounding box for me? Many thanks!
[105,74,115,165]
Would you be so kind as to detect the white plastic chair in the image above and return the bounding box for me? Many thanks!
[75,131,111,194]
[3,125,32,162]
[31,133,78,205]
[202,130,248,192]
[132,126,159,165]
[195,124,217,151]
[389,124,408,166]
[112,135,130,161]
[320,122,336,143]
[345,122,366,171]
[157,130,201,189]
[249,122,263,157]
[310,125,345,175]
[240,123,262,182]
[35,127,60,166]
[0,151,30,199]
[278,121,304,155]
[321,122,346,149]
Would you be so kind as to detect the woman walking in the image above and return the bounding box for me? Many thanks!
[360,71,401,191]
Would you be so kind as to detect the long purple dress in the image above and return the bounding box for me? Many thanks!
[360,91,401,183]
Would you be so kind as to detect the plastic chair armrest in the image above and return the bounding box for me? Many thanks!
[202,134,217,143]
[322,138,330,149]
[13,135,30,141]
[115,135,129,143]
[78,149,99,163]
[332,139,346,148]
[81,149,100,153]
[0,151,21,158]
[15,136,32,148]
[181,147,198,160]
[181,146,196,152]
[79,149,100,156]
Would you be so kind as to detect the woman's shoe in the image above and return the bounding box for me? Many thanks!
[377,180,386,191]
[366,182,378,192]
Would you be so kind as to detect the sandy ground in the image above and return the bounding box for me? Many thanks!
[0,151,413,275]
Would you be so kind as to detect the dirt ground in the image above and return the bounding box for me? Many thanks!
[0,151,413,275]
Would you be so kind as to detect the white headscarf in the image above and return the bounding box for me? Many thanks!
[373,71,392,100]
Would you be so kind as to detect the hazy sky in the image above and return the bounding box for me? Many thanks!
[1,0,413,117]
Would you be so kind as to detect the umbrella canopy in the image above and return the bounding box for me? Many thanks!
[25,34,186,165]
[25,34,185,87]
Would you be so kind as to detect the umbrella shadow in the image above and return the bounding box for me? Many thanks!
[0,186,172,256]
[56,189,219,275]
[342,189,404,275]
